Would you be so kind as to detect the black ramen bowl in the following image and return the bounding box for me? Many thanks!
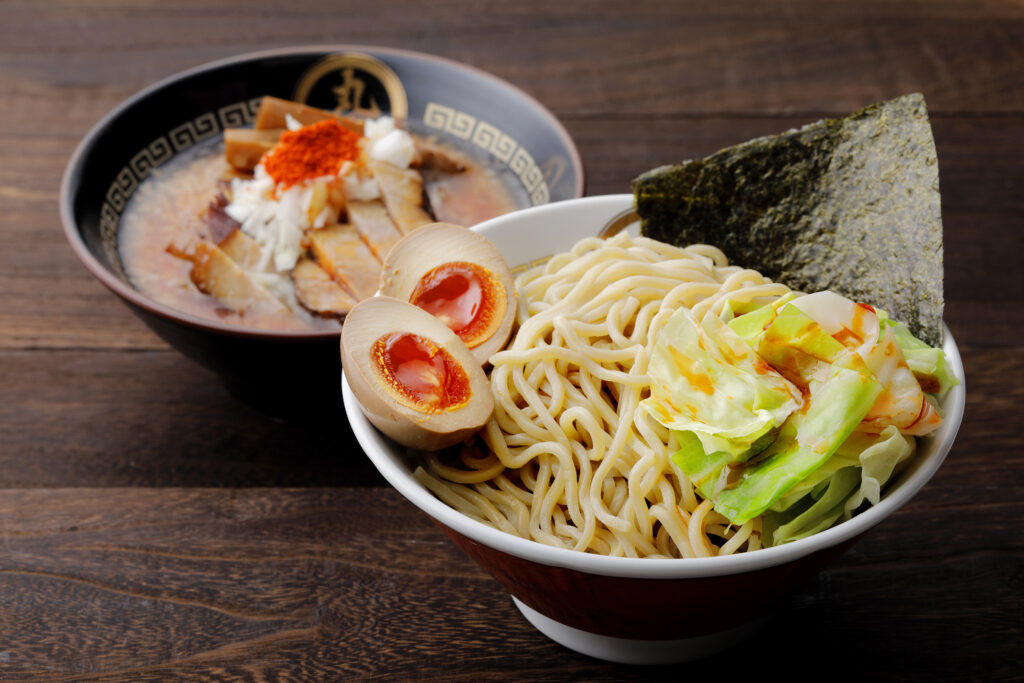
[60,45,584,414]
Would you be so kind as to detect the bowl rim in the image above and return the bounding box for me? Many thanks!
[342,193,967,579]
[59,44,586,342]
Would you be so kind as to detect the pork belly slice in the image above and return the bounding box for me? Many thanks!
[413,136,469,174]
[369,160,434,234]
[188,241,302,328]
[224,128,283,172]
[308,224,381,300]
[346,199,403,259]
[291,256,359,317]
[218,228,265,271]
[254,96,364,135]
[201,186,242,244]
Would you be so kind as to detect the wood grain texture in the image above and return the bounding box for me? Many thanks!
[4,0,1024,115]
[0,489,1018,681]
[1,0,1021,679]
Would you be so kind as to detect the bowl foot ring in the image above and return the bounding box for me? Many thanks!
[512,597,767,665]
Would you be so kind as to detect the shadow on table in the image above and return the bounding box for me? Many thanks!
[3,354,386,488]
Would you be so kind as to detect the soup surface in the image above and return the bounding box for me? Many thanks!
[119,111,522,332]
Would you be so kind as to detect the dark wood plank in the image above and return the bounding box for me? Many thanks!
[0,0,1021,679]
[0,349,383,487]
[4,1,1024,116]
[0,488,1018,681]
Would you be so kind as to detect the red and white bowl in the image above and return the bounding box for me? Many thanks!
[342,194,966,664]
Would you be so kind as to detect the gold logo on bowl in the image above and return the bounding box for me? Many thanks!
[294,53,408,119]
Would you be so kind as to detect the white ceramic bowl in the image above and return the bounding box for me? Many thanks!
[342,194,966,664]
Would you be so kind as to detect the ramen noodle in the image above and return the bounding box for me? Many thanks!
[415,232,793,558]
[413,230,955,558]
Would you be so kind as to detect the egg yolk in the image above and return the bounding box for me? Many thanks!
[371,332,471,413]
[408,261,505,350]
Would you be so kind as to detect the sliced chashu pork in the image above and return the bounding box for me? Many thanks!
[219,227,360,319]
[218,228,265,270]
[369,159,433,234]
[346,199,404,259]
[223,128,283,172]
[253,96,364,135]
[291,256,359,316]
[188,241,304,329]
[413,136,468,174]
[308,223,381,301]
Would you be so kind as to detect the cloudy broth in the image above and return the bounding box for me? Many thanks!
[119,135,521,332]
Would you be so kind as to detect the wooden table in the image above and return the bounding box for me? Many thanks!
[3,1,1021,680]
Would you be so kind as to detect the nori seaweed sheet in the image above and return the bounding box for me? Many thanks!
[633,93,944,346]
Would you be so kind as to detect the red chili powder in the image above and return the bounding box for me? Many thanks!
[262,119,361,188]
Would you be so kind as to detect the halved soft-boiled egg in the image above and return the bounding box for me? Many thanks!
[341,296,493,451]
[379,223,516,365]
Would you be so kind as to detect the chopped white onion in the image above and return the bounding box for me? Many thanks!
[222,113,410,278]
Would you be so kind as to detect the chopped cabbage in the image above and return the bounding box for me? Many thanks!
[764,426,915,545]
[643,290,950,539]
[644,309,802,461]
